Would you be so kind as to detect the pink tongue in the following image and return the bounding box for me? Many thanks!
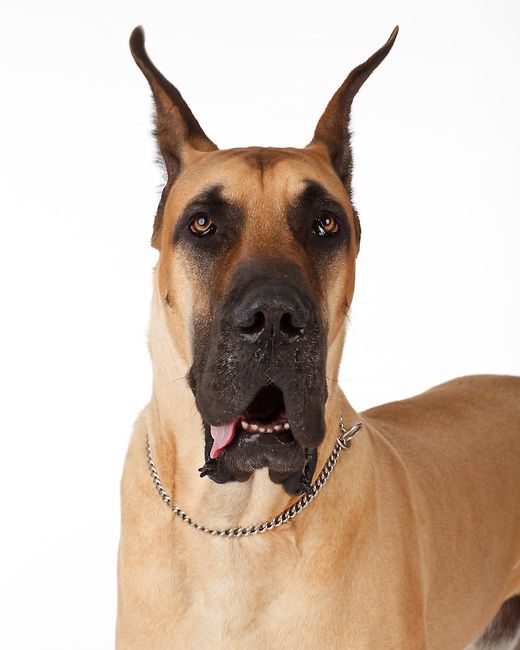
[209,421,236,459]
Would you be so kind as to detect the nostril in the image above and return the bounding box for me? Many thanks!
[280,312,305,341]
[238,311,265,340]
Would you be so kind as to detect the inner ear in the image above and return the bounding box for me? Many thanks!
[129,26,218,249]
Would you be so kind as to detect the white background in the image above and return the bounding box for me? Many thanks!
[1,0,518,647]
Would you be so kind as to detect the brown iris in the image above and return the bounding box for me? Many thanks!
[189,213,216,237]
[313,212,339,237]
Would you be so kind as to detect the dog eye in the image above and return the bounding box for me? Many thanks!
[312,212,339,237]
[189,213,217,237]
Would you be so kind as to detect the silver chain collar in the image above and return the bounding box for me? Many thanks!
[146,418,363,538]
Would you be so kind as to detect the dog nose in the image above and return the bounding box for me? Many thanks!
[233,284,310,343]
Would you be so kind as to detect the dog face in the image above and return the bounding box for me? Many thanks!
[160,148,353,490]
[130,26,397,493]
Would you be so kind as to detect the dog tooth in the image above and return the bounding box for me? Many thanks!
[241,421,249,430]
[266,427,273,433]
[284,423,290,430]
[274,425,282,432]
[259,427,266,433]
[250,424,258,431]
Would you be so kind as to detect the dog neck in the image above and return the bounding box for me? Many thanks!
[146,268,367,529]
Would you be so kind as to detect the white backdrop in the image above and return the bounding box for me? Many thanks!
[1,0,519,647]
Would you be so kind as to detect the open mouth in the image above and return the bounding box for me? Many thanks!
[209,384,293,459]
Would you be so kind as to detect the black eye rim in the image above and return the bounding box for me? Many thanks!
[312,211,340,238]
[189,212,217,237]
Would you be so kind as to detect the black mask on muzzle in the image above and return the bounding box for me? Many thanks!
[188,258,327,495]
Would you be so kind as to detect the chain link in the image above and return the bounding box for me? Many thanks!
[146,418,363,538]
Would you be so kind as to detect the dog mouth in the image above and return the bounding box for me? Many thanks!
[202,383,318,495]
[209,384,293,459]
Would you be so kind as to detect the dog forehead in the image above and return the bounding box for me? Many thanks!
[169,146,347,216]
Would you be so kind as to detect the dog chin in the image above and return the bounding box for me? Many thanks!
[199,421,318,496]
[214,429,307,480]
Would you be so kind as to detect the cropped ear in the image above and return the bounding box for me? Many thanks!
[309,26,398,197]
[130,26,218,248]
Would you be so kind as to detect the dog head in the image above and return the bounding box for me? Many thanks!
[130,26,397,494]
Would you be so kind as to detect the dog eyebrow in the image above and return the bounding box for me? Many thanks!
[296,180,348,217]
[181,184,226,213]
[173,184,240,242]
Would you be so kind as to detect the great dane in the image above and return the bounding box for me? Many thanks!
[117,26,520,649]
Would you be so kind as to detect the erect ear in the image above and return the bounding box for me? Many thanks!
[130,26,218,248]
[309,26,398,248]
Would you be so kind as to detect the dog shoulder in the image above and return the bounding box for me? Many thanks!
[362,374,520,428]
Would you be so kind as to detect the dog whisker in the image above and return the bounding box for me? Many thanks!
[169,375,189,384]
[325,376,339,384]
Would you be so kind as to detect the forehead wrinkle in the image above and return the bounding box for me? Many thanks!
[246,166,292,237]
[170,146,340,214]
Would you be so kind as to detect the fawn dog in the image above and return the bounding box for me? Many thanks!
[117,26,520,649]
